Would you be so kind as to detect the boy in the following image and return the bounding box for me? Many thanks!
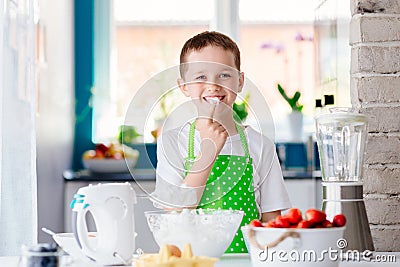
[151,31,291,253]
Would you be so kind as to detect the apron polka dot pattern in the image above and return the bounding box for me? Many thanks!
[185,122,259,253]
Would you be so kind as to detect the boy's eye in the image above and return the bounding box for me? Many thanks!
[195,75,207,80]
[219,73,231,79]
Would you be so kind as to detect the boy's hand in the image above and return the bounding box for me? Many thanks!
[194,98,228,159]
[182,97,227,188]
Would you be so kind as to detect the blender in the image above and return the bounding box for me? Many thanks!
[315,108,374,252]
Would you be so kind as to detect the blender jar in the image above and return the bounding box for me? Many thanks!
[315,108,367,182]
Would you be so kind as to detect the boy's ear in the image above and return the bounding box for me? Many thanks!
[177,78,190,97]
[238,72,244,93]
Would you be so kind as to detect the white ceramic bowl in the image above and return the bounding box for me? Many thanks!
[145,209,244,258]
[83,157,138,173]
[241,226,345,267]
[52,233,97,263]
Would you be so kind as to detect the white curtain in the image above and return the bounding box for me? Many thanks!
[0,0,37,256]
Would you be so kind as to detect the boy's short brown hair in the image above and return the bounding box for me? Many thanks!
[180,31,241,71]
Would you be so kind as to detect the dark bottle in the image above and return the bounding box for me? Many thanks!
[323,95,335,106]
[20,243,60,267]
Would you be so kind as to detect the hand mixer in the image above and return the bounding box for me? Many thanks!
[70,182,137,265]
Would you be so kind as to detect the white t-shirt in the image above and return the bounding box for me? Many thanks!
[151,123,291,215]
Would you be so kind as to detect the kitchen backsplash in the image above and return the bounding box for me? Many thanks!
[276,142,320,171]
[129,142,320,172]
[129,143,158,169]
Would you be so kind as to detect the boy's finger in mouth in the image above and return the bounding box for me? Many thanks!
[203,96,225,104]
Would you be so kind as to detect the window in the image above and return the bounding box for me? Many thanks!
[239,0,316,140]
[93,0,213,143]
[93,0,320,143]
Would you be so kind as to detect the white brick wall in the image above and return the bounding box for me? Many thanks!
[351,0,400,15]
[351,76,400,104]
[364,134,400,164]
[369,226,400,252]
[350,0,400,252]
[351,45,400,74]
[363,164,400,194]
[361,106,400,132]
[365,195,400,224]
[350,14,400,43]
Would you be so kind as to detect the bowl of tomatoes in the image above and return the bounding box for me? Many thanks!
[242,208,346,267]
[82,143,139,173]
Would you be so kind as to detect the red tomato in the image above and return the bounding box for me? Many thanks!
[333,214,347,227]
[297,220,314,228]
[264,220,277,228]
[285,208,303,225]
[250,219,263,227]
[321,219,333,228]
[275,215,291,228]
[305,208,326,224]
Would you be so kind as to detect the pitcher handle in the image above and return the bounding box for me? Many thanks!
[247,228,301,250]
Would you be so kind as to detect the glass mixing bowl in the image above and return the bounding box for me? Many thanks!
[145,209,244,258]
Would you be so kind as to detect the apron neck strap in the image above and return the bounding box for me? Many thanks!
[188,121,250,158]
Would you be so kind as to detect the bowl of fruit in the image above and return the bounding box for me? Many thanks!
[242,208,346,267]
[82,143,139,173]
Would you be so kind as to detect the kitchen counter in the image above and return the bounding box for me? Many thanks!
[216,253,399,266]
[63,169,156,181]
[1,252,399,266]
[63,169,320,182]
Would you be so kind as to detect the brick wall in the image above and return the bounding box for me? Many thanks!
[350,0,400,251]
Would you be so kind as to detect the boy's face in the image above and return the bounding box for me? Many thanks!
[179,46,244,111]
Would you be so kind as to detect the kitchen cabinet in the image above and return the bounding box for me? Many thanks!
[284,177,323,212]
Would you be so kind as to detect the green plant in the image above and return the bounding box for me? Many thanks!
[233,93,250,122]
[155,89,181,120]
[118,125,142,144]
[277,83,303,112]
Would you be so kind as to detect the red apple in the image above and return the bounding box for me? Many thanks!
[94,150,105,159]
[95,143,109,154]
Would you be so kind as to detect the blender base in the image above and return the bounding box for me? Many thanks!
[322,183,374,252]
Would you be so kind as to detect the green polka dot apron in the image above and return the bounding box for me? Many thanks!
[184,122,259,254]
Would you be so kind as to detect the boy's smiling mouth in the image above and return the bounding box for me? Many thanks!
[204,95,225,103]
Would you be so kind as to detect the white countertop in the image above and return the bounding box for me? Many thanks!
[2,252,399,267]
[215,253,399,267]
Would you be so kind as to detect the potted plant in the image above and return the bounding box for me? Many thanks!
[277,83,304,141]
[233,92,250,123]
[118,125,142,144]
